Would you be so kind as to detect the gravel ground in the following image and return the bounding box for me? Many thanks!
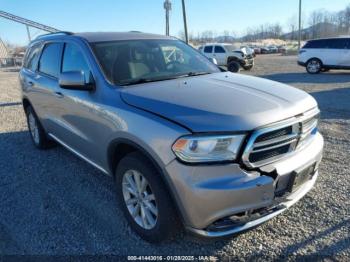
[0,55,349,260]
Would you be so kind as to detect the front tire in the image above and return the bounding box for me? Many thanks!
[306,58,322,74]
[115,152,181,243]
[227,61,240,73]
[25,105,55,149]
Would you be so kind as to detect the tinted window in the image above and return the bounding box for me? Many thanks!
[24,43,42,71]
[303,39,349,49]
[38,43,62,78]
[214,46,226,53]
[328,39,348,49]
[62,43,91,83]
[204,46,213,53]
[304,40,322,48]
[303,40,318,48]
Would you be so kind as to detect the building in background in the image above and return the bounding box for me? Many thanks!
[0,37,11,67]
[0,37,24,67]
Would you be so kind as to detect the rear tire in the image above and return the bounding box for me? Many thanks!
[25,105,55,149]
[227,61,240,73]
[115,152,181,243]
[306,58,322,74]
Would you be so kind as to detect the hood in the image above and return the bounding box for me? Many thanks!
[120,72,317,132]
[239,47,250,55]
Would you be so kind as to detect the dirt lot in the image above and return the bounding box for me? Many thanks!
[0,55,349,259]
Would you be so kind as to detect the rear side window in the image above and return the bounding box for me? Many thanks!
[38,43,62,78]
[303,39,349,49]
[214,46,226,53]
[328,39,348,49]
[24,43,42,71]
[204,46,213,53]
[62,43,91,83]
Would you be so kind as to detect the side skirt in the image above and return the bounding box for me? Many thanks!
[48,133,110,176]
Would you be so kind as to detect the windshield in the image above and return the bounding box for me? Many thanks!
[91,39,220,85]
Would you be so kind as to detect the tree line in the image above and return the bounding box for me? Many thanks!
[181,4,350,44]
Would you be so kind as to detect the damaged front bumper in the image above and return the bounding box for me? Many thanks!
[186,170,318,237]
[165,133,323,238]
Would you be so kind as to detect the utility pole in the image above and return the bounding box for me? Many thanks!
[298,0,302,50]
[164,0,171,36]
[181,0,188,44]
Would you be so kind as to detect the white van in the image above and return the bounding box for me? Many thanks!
[298,37,350,74]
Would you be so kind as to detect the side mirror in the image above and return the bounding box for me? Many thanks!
[208,57,218,65]
[59,71,94,90]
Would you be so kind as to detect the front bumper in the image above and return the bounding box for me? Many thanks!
[187,171,318,237]
[241,58,254,66]
[165,133,323,237]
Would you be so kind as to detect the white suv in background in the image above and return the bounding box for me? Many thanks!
[199,43,254,72]
[298,37,350,74]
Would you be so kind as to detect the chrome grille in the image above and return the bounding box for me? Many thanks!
[242,109,319,168]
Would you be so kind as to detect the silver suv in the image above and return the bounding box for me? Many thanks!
[19,32,323,243]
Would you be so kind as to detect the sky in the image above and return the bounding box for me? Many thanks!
[0,0,349,45]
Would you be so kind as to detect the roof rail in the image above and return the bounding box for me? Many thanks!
[36,31,74,39]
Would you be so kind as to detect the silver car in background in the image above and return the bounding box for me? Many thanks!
[19,32,323,242]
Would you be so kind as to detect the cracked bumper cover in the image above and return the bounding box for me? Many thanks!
[165,133,323,237]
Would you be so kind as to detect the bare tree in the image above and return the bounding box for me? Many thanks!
[287,15,298,40]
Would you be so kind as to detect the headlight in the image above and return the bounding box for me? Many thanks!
[172,134,245,163]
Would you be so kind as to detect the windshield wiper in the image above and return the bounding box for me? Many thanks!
[167,71,212,80]
[119,78,155,86]
[186,71,211,76]
[119,72,212,86]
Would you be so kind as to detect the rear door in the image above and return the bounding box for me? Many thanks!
[32,42,64,132]
[213,45,227,65]
[20,42,43,112]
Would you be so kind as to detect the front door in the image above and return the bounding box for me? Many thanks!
[203,45,214,60]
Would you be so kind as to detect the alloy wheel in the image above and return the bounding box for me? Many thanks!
[28,112,40,144]
[307,60,321,73]
[122,169,158,230]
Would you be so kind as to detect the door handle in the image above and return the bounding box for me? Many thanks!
[54,91,64,98]
[27,81,34,86]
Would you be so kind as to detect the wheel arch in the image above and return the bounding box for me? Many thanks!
[107,137,186,224]
[227,56,241,64]
[22,97,32,111]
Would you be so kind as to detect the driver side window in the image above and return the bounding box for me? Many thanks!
[62,43,91,83]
